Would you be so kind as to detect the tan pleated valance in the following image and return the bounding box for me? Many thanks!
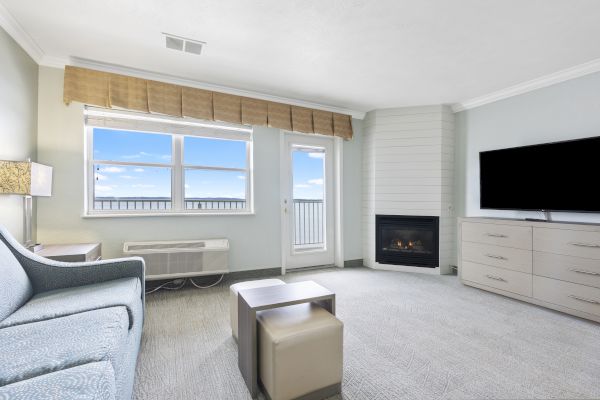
[64,66,353,139]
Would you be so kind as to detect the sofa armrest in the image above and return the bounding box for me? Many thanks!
[0,230,145,303]
[24,255,145,300]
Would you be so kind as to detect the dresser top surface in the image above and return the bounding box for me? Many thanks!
[459,217,600,231]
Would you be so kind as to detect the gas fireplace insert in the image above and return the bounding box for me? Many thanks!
[375,215,439,268]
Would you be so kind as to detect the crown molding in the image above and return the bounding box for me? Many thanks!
[38,56,367,120]
[452,58,600,112]
[0,2,43,63]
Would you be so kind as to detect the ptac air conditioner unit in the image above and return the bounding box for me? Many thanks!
[123,239,229,281]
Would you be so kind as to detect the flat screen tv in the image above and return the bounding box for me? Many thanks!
[479,136,600,213]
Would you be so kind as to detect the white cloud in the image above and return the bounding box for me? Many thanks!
[96,173,108,181]
[308,152,325,159]
[133,168,145,173]
[95,185,113,192]
[99,166,125,173]
[132,184,156,188]
[295,184,310,188]
[185,184,190,189]
[308,178,323,185]
[237,175,246,180]
[119,175,136,180]
[160,154,171,160]
[122,154,141,159]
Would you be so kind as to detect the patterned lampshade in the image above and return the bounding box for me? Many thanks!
[0,160,53,197]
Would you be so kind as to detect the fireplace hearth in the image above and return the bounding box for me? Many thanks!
[376,215,439,268]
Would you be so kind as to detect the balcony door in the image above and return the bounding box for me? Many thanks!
[281,133,335,270]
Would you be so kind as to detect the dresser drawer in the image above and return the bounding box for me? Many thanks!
[534,228,600,259]
[462,222,532,250]
[533,252,600,289]
[462,242,532,273]
[533,275,600,317]
[461,261,532,297]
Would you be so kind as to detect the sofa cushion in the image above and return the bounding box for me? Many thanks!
[0,240,33,322]
[0,361,116,400]
[0,277,141,329]
[0,307,129,387]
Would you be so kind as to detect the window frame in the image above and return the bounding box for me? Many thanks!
[84,111,254,217]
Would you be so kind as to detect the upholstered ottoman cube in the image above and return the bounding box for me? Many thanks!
[257,303,343,400]
[229,279,285,340]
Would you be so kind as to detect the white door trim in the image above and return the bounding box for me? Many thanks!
[280,132,343,273]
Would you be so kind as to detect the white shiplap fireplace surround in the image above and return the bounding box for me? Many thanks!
[362,105,455,274]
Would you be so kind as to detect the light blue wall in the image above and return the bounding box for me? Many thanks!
[455,71,600,224]
[343,119,363,261]
[0,26,38,243]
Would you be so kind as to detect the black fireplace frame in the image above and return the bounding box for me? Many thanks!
[375,215,440,268]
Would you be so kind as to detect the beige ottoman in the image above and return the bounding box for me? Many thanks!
[229,279,285,340]
[257,303,343,400]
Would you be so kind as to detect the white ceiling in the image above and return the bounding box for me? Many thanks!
[2,0,600,114]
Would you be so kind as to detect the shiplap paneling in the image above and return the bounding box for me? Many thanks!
[362,105,456,274]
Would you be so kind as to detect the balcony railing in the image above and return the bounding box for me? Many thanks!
[94,197,247,211]
[94,197,324,246]
[293,199,324,247]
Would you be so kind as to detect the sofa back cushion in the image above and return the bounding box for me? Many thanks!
[0,240,33,321]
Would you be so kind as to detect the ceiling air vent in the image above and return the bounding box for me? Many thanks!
[163,33,206,55]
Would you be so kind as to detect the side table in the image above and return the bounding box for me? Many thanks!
[35,243,102,262]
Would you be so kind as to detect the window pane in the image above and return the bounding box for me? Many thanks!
[292,149,324,200]
[184,136,246,168]
[93,128,172,164]
[93,164,172,210]
[184,169,246,210]
[292,148,325,248]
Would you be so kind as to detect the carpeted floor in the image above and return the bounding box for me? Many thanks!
[133,267,600,400]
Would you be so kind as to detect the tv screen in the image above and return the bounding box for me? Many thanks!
[479,136,600,213]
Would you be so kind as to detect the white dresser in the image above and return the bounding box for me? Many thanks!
[458,217,600,323]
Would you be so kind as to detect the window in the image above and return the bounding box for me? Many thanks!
[86,108,252,215]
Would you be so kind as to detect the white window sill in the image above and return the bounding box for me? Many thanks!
[82,211,256,218]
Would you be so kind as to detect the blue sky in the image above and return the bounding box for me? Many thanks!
[93,128,325,199]
[293,150,324,200]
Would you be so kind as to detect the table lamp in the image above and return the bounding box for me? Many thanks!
[0,160,53,249]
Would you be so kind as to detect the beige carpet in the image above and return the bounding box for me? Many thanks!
[134,267,600,400]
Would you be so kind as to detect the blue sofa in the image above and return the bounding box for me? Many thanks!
[0,226,145,400]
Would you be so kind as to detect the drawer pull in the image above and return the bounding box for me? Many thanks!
[568,294,600,305]
[569,268,600,276]
[486,233,508,238]
[485,253,507,261]
[485,274,507,282]
[569,242,600,248]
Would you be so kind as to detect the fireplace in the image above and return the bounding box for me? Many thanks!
[376,215,439,268]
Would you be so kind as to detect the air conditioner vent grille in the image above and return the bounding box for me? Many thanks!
[123,239,228,280]
[163,33,205,56]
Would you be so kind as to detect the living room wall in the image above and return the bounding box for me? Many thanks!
[455,70,600,225]
[0,27,39,243]
[35,66,363,271]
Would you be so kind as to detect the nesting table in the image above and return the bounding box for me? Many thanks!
[237,280,336,398]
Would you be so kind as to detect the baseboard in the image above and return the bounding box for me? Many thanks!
[344,259,364,268]
[226,267,282,281]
